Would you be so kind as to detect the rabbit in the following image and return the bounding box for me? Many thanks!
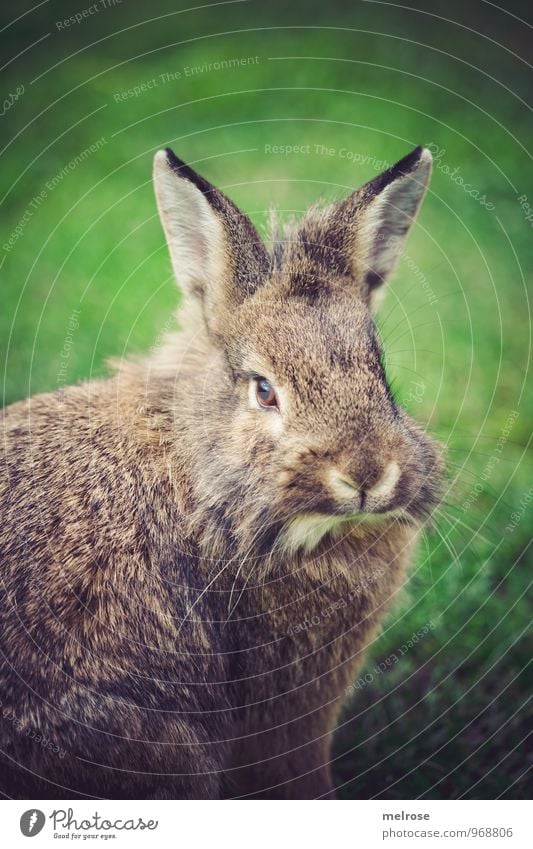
[0,144,443,799]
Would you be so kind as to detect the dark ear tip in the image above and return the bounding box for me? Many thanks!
[391,145,431,179]
[403,145,423,168]
[163,147,188,175]
[361,146,431,196]
[155,148,214,197]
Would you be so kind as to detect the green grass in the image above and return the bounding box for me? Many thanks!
[1,0,531,799]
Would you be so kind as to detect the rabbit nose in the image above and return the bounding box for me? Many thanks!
[365,461,401,499]
[330,461,401,510]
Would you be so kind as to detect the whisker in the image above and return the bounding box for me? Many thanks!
[436,509,494,551]
[432,522,463,575]
[225,518,275,622]
[178,557,232,634]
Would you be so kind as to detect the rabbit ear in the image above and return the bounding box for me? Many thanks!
[285,147,432,309]
[153,149,269,328]
[349,146,432,306]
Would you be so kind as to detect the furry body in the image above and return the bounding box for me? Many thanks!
[0,146,441,798]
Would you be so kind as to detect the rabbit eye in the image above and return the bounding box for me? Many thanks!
[255,377,278,409]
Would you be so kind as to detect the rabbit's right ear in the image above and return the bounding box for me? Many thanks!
[153,149,269,330]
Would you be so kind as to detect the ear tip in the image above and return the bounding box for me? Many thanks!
[154,147,190,174]
[154,149,170,169]
[382,146,431,190]
[397,145,432,176]
[418,147,433,168]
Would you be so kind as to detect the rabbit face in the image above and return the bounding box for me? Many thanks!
[153,146,443,552]
[223,288,442,537]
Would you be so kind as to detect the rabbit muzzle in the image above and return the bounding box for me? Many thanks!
[276,416,442,528]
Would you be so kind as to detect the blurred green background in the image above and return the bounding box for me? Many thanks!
[1,0,531,799]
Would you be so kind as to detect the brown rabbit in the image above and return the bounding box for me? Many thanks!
[0,145,443,799]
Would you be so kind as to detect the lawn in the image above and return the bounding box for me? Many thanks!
[1,0,531,798]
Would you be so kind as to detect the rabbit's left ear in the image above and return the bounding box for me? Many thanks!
[351,146,432,305]
[287,146,432,309]
[153,149,269,330]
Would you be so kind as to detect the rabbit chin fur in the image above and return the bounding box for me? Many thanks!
[0,145,444,800]
[279,509,407,557]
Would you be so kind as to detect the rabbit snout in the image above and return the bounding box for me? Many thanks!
[328,459,402,512]
[277,428,428,520]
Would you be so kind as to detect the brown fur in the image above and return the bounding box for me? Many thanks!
[0,146,443,799]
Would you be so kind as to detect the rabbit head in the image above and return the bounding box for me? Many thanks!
[153,146,443,556]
